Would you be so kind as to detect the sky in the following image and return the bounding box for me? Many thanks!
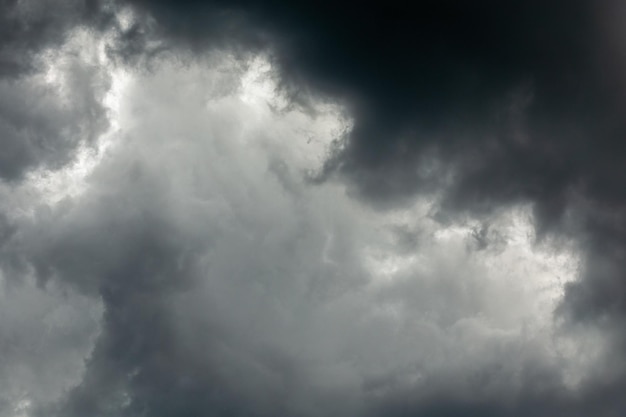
[1,1,626,416]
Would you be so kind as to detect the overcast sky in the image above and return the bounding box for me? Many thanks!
[1,1,626,416]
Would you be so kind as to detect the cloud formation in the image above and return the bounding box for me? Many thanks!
[1,1,626,417]
[0,0,117,181]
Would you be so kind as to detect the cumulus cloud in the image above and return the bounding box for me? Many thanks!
[0,48,609,417]
[0,0,119,181]
[104,3,626,353]
[1,1,626,416]
[0,28,112,180]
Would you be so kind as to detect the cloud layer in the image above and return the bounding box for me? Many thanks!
[1,2,626,417]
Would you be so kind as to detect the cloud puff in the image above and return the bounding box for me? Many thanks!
[0,27,110,180]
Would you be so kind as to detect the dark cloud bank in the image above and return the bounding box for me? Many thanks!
[2,1,626,416]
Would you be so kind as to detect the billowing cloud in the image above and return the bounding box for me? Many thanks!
[2,2,626,417]
[105,1,626,341]
[0,0,118,181]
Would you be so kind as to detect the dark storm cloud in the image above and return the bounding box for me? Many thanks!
[117,0,595,201]
[111,0,626,245]
[0,54,585,417]
[95,1,626,415]
[3,1,626,417]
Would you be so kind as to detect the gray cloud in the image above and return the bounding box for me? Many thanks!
[106,0,626,334]
[0,51,608,417]
[1,2,626,416]
[0,0,113,181]
[0,271,101,417]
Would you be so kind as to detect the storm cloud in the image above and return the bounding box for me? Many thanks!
[1,1,626,417]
